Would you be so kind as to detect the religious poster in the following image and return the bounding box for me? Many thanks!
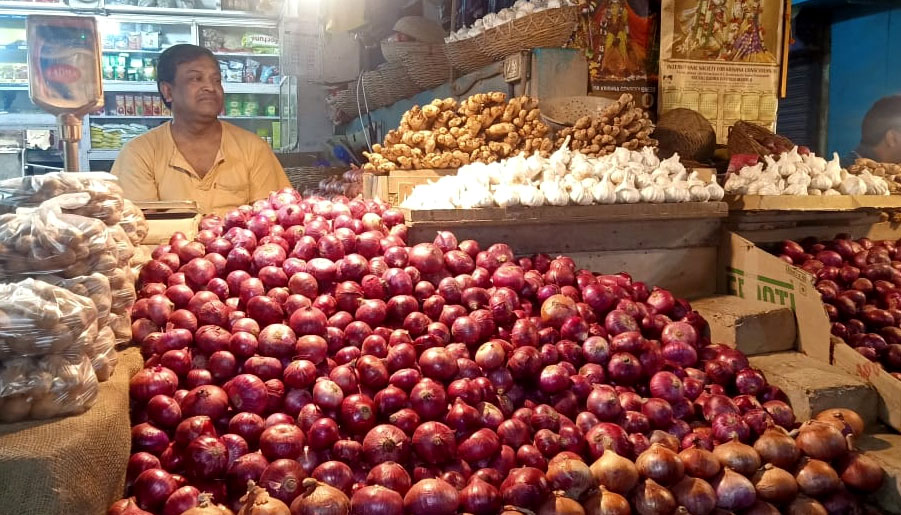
[571,0,660,114]
[659,0,787,142]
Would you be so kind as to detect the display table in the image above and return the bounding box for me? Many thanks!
[0,347,142,515]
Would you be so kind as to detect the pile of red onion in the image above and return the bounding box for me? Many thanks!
[779,236,901,377]
[112,191,884,515]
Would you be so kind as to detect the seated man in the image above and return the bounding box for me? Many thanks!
[843,94,901,167]
[112,44,290,214]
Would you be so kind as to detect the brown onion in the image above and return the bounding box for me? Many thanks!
[753,425,800,469]
[632,478,676,515]
[181,493,235,514]
[290,478,350,515]
[583,487,630,515]
[786,495,827,515]
[649,430,681,452]
[537,492,585,515]
[837,452,884,492]
[752,464,798,504]
[238,482,290,515]
[590,449,639,494]
[712,437,760,477]
[795,458,841,497]
[678,446,720,480]
[636,443,684,485]
[796,421,849,461]
[814,409,865,437]
[714,468,756,511]
[743,500,781,515]
[546,456,593,500]
[672,476,716,515]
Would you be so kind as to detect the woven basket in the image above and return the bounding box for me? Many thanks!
[445,36,495,75]
[361,63,420,109]
[728,120,795,157]
[328,89,357,123]
[284,166,346,193]
[540,96,616,128]
[654,108,717,162]
[381,40,451,90]
[478,5,580,60]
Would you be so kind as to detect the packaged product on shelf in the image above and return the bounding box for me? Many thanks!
[115,95,125,115]
[242,97,259,117]
[0,278,98,361]
[140,31,160,50]
[0,353,99,422]
[225,60,244,83]
[259,65,278,84]
[151,95,162,116]
[244,57,260,83]
[0,173,125,225]
[241,33,278,53]
[125,95,135,116]
[142,95,153,117]
[0,201,118,279]
[226,95,242,116]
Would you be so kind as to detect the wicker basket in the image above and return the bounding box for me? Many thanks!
[654,108,717,162]
[478,5,580,60]
[329,89,358,122]
[540,96,616,129]
[728,120,796,157]
[381,40,451,90]
[445,36,495,75]
[284,166,346,194]
[362,63,420,109]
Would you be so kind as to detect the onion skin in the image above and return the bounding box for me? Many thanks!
[290,478,350,515]
[814,408,865,437]
[786,495,828,515]
[636,443,685,485]
[795,458,841,497]
[796,420,850,461]
[632,478,676,515]
[583,487,630,515]
[350,485,404,515]
[459,477,501,515]
[537,492,585,515]
[589,449,638,494]
[678,447,721,479]
[713,467,756,511]
[837,452,885,493]
[752,464,798,504]
[403,478,459,515]
[546,456,593,500]
[753,425,800,469]
[236,482,290,515]
[712,438,761,477]
[672,476,717,515]
[743,500,781,515]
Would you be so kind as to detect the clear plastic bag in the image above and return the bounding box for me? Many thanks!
[120,199,148,245]
[42,273,112,329]
[0,278,98,360]
[0,172,125,225]
[109,311,132,347]
[89,326,117,382]
[108,223,136,267]
[0,353,99,422]
[0,200,118,279]
[111,283,137,315]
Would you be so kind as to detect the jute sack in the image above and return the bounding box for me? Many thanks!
[0,347,142,515]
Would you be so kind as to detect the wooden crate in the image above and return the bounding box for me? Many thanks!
[404,202,728,299]
[362,169,457,205]
[725,194,901,212]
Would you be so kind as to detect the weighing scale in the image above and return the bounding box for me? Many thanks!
[26,15,103,172]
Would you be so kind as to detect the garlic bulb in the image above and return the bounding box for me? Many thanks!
[824,189,841,196]
[724,174,748,194]
[809,173,832,191]
[664,184,691,203]
[758,183,782,196]
[808,188,823,196]
[519,184,545,207]
[706,180,725,201]
[581,177,599,190]
[541,180,569,206]
[592,174,616,204]
[787,171,811,187]
[635,172,654,189]
[782,184,808,195]
[615,174,640,203]
[493,184,520,207]
[839,174,867,195]
[640,185,665,203]
[569,181,593,205]
[689,184,711,202]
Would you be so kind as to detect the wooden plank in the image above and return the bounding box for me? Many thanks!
[404,202,728,225]
[725,194,901,212]
[362,169,458,204]
[407,218,722,254]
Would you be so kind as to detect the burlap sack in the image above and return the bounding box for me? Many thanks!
[0,347,142,515]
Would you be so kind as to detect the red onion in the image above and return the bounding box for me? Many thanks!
[403,478,459,515]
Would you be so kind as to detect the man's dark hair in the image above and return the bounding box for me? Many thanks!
[862,95,901,146]
[157,44,217,108]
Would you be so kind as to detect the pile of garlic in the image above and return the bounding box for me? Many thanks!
[445,0,572,43]
[400,142,725,210]
[724,147,891,196]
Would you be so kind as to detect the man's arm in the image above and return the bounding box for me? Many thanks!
[111,139,160,202]
[249,143,291,202]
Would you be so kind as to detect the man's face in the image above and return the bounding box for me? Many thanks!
[161,56,224,120]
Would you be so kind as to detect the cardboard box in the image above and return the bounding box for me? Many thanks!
[718,231,831,363]
[832,341,901,432]
[855,432,901,514]
[142,214,202,246]
[693,295,796,355]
